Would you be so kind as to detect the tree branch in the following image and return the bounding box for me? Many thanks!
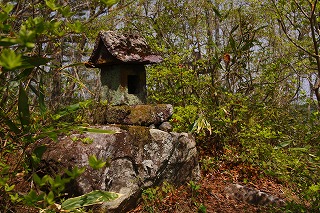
[277,19,317,58]
[294,0,310,19]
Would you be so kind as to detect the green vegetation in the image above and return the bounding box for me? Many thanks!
[1,0,320,212]
[0,0,119,212]
[141,182,177,212]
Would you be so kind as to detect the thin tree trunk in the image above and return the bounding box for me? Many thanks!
[305,0,320,110]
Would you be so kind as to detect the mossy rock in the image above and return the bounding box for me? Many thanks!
[91,104,173,126]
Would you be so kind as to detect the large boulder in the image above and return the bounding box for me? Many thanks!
[39,125,200,212]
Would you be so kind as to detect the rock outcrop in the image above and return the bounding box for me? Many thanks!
[224,183,286,207]
[39,124,199,212]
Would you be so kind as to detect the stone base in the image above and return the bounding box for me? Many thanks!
[91,104,173,126]
[39,125,200,212]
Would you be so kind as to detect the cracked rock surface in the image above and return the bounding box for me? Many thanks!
[39,125,200,212]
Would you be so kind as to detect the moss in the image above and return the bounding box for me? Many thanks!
[116,125,151,146]
[105,106,131,123]
[83,102,172,126]
[128,105,153,125]
[127,126,152,146]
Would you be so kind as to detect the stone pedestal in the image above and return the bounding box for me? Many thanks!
[38,104,200,212]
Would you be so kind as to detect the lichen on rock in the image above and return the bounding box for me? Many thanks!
[39,124,199,212]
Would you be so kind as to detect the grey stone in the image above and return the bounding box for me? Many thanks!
[159,122,172,132]
[148,124,156,129]
[224,183,286,207]
[99,64,147,105]
[39,125,199,212]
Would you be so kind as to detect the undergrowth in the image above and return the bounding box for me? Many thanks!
[170,92,320,212]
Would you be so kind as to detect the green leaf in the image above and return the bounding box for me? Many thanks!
[289,147,309,152]
[25,17,46,34]
[66,103,81,111]
[274,141,291,149]
[309,184,320,192]
[18,83,30,131]
[28,81,46,114]
[51,102,81,120]
[0,12,8,24]
[15,69,33,81]
[191,115,212,135]
[45,191,55,205]
[65,166,85,179]
[31,145,47,167]
[0,49,22,70]
[89,155,107,170]
[79,99,92,108]
[0,37,18,47]
[50,20,65,37]
[67,20,84,33]
[24,190,44,206]
[0,110,21,135]
[2,3,14,14]
[10,193,21,202]
[100,0,119,7]
[48,132,58,141]
[51,175,69,190]
[42,175,53,185]
[45,0,60,10]
[8,57,50,76]
[229,35,236,52]
[0,177,9,186]
[5,184,15,192]
[20,56,51,69]
[17,25,35,48]
[33,173,43,186]
[58,6,75,18]
[61,190,119,210]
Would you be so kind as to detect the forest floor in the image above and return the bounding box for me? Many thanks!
[129,150,297,213]
[10,146,300,213]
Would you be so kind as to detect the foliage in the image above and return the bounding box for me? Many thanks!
[140,181,209,213]
[105,1,320,210]
[188,180,201,199]
[141,182,173,213]
[1,0,320,212]
[88,155,109,170]
[237,107,320,211]
[23,165,117,212]
[26,167,85,208]
[0,0,118,212]
[170,105,198,132]
[61,190,119,211]
[197,204,207,213]
[199,156,219,174]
